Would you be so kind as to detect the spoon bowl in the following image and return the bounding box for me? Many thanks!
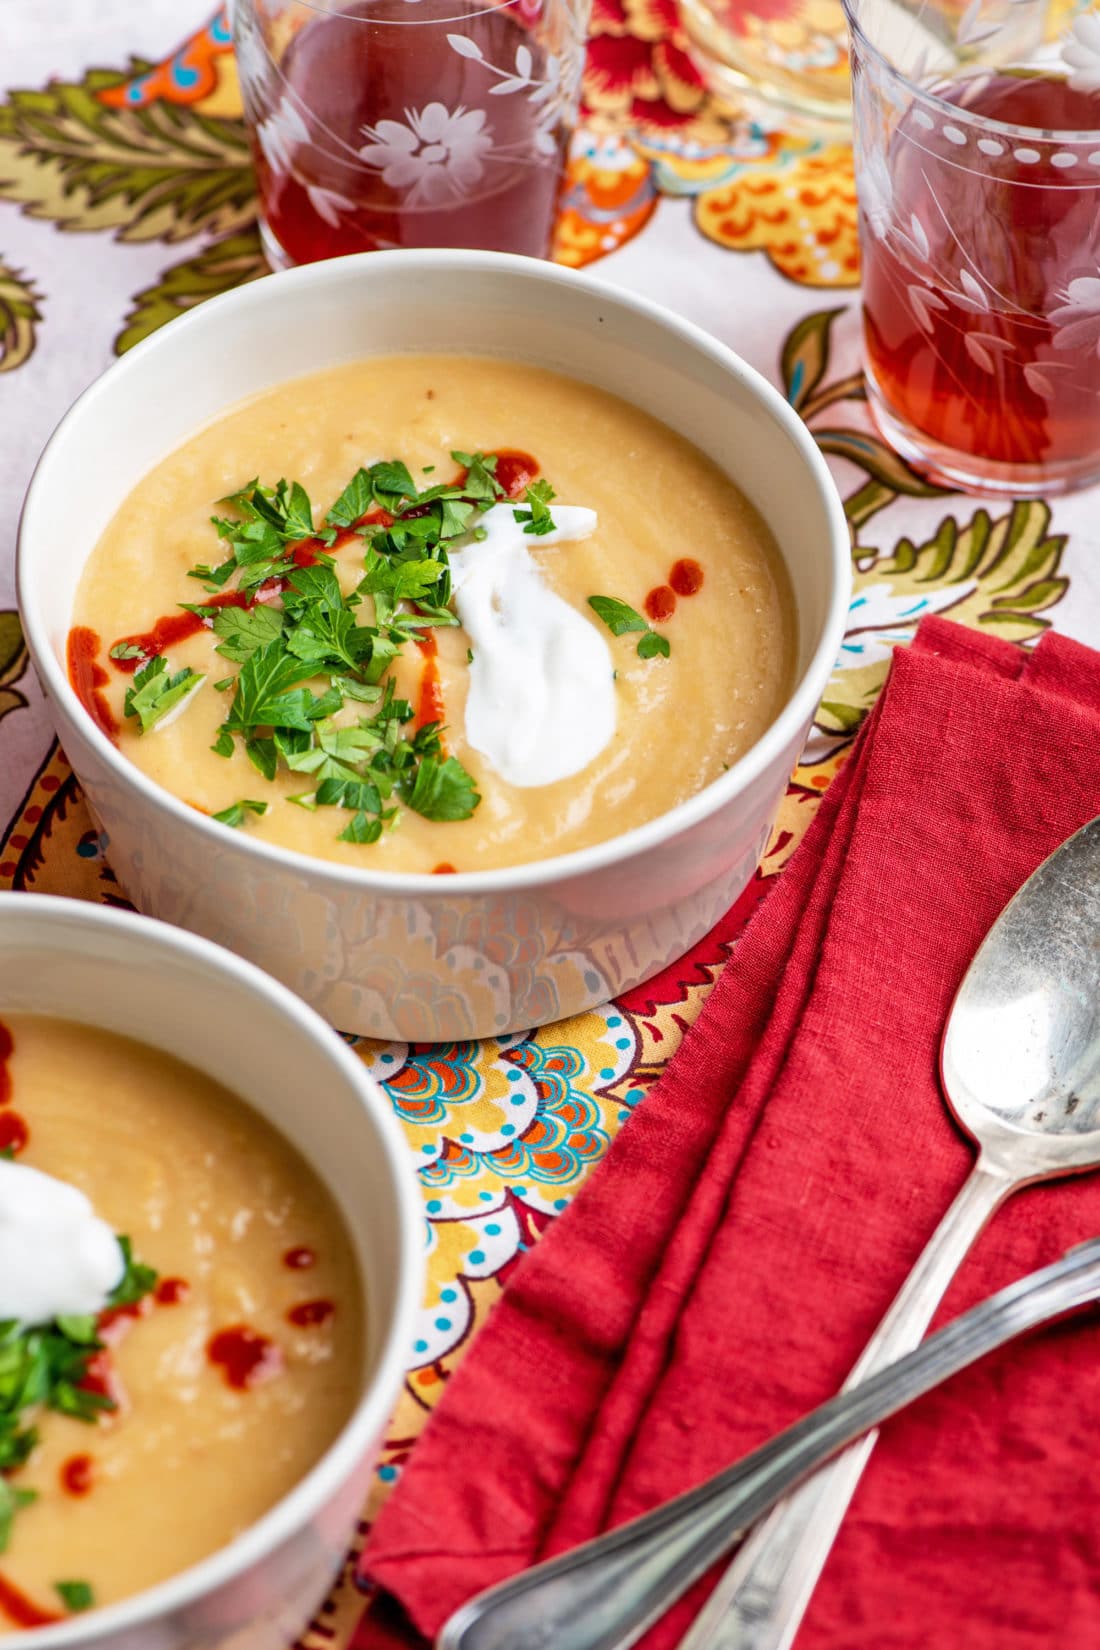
[943,815,1100,1153]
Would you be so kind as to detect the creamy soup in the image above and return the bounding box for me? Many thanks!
[0,1016,362,1630]
[70,356,795,874]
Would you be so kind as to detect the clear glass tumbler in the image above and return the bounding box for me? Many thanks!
[232,0,590,265]
[678,0,852,134]
[847,0,1100,495]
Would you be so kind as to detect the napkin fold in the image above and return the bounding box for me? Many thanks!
[357,617,1100,1650]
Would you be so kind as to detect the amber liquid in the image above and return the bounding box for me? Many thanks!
[861,75,1100,472]
[253,0,569,263]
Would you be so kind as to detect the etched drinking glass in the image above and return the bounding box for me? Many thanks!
[232,0,590,265]
[847,0,1100,495]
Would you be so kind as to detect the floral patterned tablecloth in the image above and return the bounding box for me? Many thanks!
[0,1,1098,1642]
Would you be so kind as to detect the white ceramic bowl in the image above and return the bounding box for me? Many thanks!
[0,893,422,1650]
[18,251,850,1041]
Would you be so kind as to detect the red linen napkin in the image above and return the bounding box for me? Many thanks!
[357,616,1100,1650]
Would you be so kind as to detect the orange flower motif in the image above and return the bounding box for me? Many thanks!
[692,142,859,285]
[553,130,658,267]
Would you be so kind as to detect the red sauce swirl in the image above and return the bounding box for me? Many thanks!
[0,1575,61,1628]
[61,1454,94,1497]
[66,628,118,741]
[669,558,704,596]
[287,1298,335,1328]
[155,1277,190,1306]
[0,1113,28,1154]
[208,1326,283,1390]
[644,586,676,622]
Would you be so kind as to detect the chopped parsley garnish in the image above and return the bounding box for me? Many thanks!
[512,479,557,536]
[402,755,482,822]
[109,1236,158,1307]
[212,799,269,829]
[211,604,285,663]
[637,631,671,660]
[142,459,516,845]
[55,1581,95,1614]
[587,595,671,661]
[122,656,205,734]
[0,1237,156,1552]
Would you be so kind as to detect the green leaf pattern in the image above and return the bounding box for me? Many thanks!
[0,260,40,372]
[818,500,1067,740]
[0,76,253,243]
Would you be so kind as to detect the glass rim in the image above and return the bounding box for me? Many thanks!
[842,0,1100,146]
[277,0,518,23]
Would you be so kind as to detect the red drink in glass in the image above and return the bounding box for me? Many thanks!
[846,0,1100,494]
[860,74,1100,483]
[235,0,587,264]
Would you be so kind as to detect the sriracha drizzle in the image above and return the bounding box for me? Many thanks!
[0,1575,61,1629]
[287,1299,335,1328]
[60,1454,95,1497]
[208,1326,283,1390]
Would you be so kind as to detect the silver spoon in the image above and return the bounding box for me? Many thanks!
[439,1236,1100,1650]
[439,812,1100,1650]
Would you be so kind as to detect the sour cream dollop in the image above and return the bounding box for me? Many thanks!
[0,1159,124,1323]
[448,502,615,788]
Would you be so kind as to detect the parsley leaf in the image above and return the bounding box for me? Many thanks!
[316,777,383,812]
[284,604,371,676]
[0,1483,36,1554]
[284,481,315,541]
[359,550,448,606]
[212,799,268,829]
[326,468,374,530]
[286,564,344,612]
[369,460,418,507]
[587,596,649,636]
[108,642,146,662]
[55,1581,95,1614]
[212,604,285,663]
[450,451,503,503]
[339,811,383,845]
[225,642,322,734]
[637,631,671,660]
[54,1316,98,1345]
[109,1237,158,1307]
[513,479,557,536]
[122,656,205,734]
[246,737,279,781]
[403,756,480,822]
[587,595,671,660]
[331,675,381,704]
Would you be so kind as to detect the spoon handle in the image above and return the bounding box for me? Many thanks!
[676,1160,1012,1650]
[437,1214,1093,1650]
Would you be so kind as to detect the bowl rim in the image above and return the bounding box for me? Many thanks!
[0,892,423,1647]
[18,248,851,893]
